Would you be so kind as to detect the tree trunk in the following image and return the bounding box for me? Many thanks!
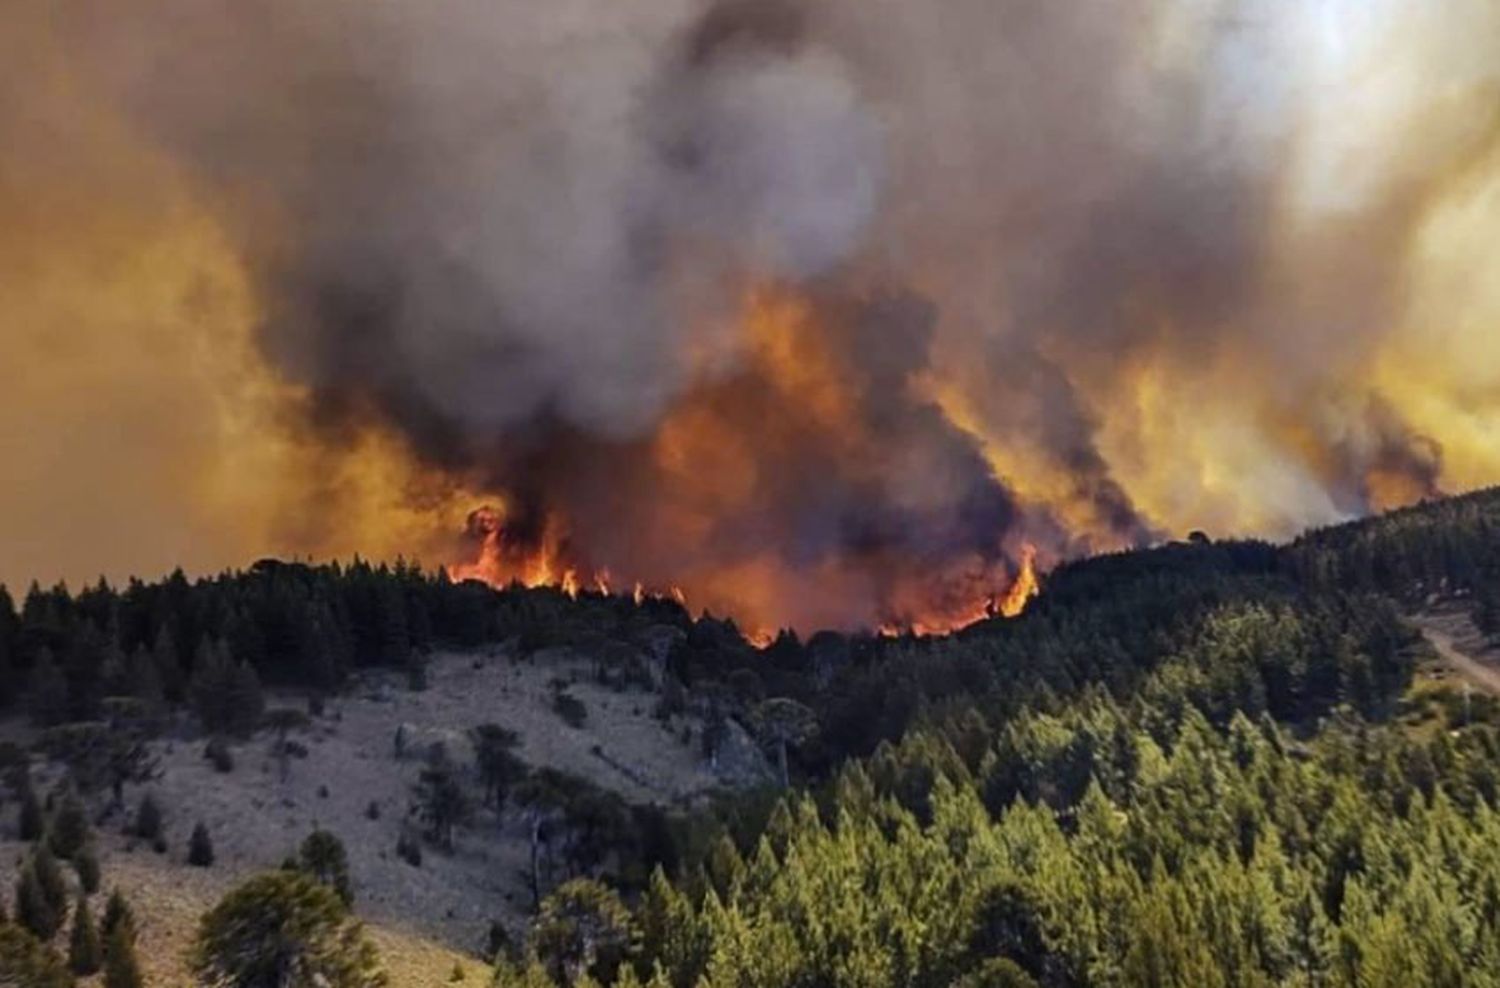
[528,814,543,909]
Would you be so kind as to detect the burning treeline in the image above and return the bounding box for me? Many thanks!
[443,287,1048,636]
[2,0,1499,634]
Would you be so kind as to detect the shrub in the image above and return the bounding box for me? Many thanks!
[204,737,234,773]
[131,793,162,842]
[188,823,215,867]
[485,921,517,963]
[395,831,423,868]
[552,691,588,729]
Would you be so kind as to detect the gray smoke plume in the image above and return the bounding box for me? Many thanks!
[8,0,1499,626]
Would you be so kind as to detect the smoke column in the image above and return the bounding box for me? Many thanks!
[2,0,1498,630]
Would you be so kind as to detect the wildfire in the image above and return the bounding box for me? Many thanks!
[998,545,1040,619]
[876,544,1040,638]
[447,502,1042,640]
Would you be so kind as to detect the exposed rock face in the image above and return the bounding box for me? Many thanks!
[711,717,774,787]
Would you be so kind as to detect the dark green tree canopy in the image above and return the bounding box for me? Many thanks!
[191,871,385,988]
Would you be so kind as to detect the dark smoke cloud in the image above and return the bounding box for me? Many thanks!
[6,0,1499,621]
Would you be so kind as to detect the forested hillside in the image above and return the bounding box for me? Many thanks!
[1,488,1498,986]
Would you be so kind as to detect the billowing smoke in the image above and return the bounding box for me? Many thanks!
[3,0,1499,631]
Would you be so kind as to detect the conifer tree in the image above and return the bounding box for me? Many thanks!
[102,922,144,988]
[68,893,102,975]
[74,844,101,894]
[530,878,637,986]
[48,789,90,860]
[126,645,166,721]
[189,822,215,868]
[191,871,384,988]
[413,757,470,852]
[27,648,70,728]
[151,624,185,705]
[100,890,136,947]
[131,793,163,843]
[16,860,62,940]
[191,638,264,737]
[18,773,45,841]
[32,843,69,920]
[298,828,354,905]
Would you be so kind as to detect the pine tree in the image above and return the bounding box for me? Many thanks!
[471,723,525,809]
[748,698,819,788]
[188,822,215,868]
[132,793,163,842]
[32,843,69,920]
[27,648,70,728]
[191,638,264,736]
[74,844,101,894]
[298,828,354,905]
[0,584,16,708]
[15,860,61,940]
[68,893,102,975]
[530,878,638,985]
[228,660,266,736]
[100,890,136,947]
[191,871,384,987]
[102,922,144,988]
[413,757,470,852]
[18,774,45,841]
[48,789,90,860]
[151,624,185,705]
[126,645,166,721]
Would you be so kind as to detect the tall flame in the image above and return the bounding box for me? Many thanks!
[998,545,1040,619]
[447,500,1042,638]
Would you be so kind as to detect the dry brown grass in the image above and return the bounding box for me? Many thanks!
[1,645,727,983]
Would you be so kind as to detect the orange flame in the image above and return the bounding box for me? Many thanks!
[998,545,1040,619]
[446,505,580,592]
[877,545,1039,637]
[449,515,1040,641]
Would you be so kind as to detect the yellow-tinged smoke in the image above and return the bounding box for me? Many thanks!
[0,9,491,589]
[1,0,1498,633]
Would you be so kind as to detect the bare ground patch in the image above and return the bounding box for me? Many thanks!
[2,646,737,979]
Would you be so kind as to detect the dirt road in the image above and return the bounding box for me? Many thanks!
[1412,611,1500,697]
